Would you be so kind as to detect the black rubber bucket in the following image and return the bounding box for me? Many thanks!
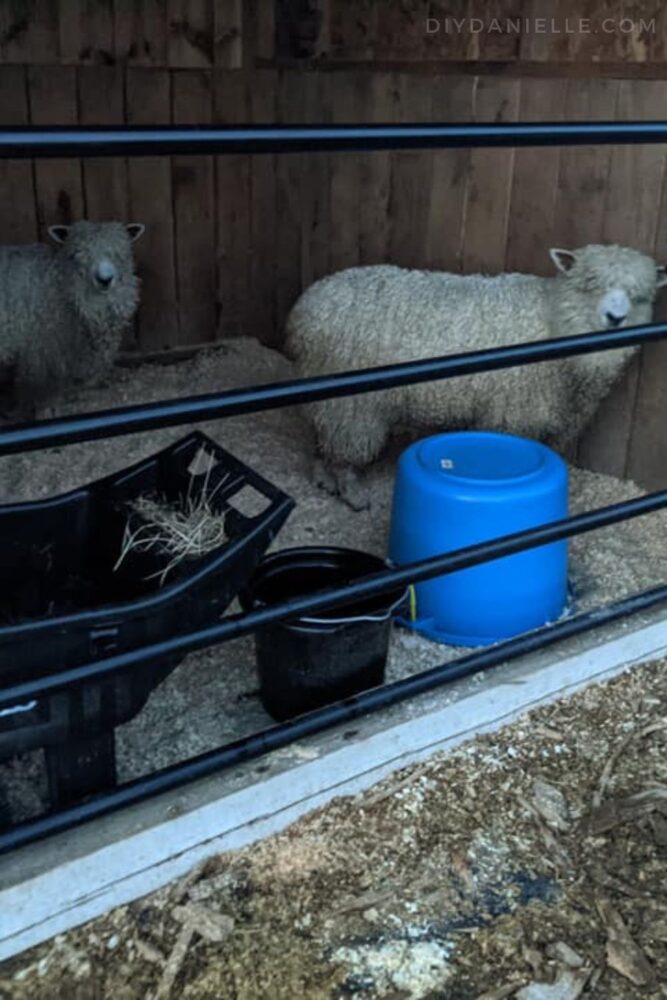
[241,547,409,721]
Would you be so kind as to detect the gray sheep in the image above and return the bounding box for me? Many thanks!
[0,220,145,419]
[286,244,667,508]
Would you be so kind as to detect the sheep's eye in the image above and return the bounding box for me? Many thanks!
[635,295,649,305]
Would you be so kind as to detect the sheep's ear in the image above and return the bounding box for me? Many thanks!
[657,265,667,288]
[126,223,145,243]
[549,248,577,274]
[48,225,70,245]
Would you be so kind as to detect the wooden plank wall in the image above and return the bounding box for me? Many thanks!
[0,1,667,486]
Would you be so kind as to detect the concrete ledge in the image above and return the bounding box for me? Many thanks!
[2,610,667,962]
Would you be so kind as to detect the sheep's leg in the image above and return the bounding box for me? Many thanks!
[313,456,371,512]
[312,456,339,495]
[337,465,372,511]
[305,394,392,510]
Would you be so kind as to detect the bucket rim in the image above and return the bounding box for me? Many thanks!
[241,545,409,625]
[414,430,566,487]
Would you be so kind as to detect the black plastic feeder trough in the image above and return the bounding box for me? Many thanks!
[0,431,294,820]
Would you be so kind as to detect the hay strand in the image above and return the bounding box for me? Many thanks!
[114,463,237,585]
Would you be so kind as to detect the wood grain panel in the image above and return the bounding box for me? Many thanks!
[172,69,216,343]
[214,0,242,68]
[388,72,435,270]
[330,0,377,61]
[273,70,308,333]
[519,0,582,63]
[375,0,473,62]
[0,66,37,245]
[244,0,275,61]
[299,70,331,290]
[358,71,394,266]
[247,69,278,344]
[60,0,114,64]
[425,74,475,273]
[28,66,84,233]
[520,0,666,66]
[167,0,213,67]
[329,70,365,274]
[0,0,60,64]
[505,78,566,275]
[463,0,524,62]
[602,81,667,252]
[552,78,620,249]
[213,69,251,337]
[461,76,520,274]
[114,0,168,65]
[125,68,179,350]
[78,66,128,221]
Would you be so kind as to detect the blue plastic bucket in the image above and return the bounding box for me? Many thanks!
[388,431,569,646]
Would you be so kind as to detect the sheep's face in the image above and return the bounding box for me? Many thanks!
[550,244,667,332]
[48,221,145,319]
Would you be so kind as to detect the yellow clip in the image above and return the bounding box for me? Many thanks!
[408,584,417,621]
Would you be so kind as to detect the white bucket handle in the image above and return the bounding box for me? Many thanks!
[298,586,409,627]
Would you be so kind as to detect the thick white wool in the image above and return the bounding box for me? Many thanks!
[286,245,664,467]
[0,220,142,414]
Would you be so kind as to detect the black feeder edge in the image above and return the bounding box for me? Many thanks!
[0,431,294,816]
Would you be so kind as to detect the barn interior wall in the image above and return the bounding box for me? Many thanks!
[0,1,666,485]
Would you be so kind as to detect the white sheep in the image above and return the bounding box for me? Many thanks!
[286,244,667,508]
[0,220,145,419]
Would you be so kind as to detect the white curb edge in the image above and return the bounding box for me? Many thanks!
[1,615,666,963]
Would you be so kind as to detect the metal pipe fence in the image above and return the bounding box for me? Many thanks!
[1,322,666,455]
[1,121,666,849]
[2,121,667,158]
[2,581,666,857]
[1,488,665,709]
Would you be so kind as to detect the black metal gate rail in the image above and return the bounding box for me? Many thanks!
[2,583,665,856]
[0,121,666,854]
[1,322,666,455]
[2,122,667,158]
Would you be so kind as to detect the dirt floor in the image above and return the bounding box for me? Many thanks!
[2,338,667,819]
[1,654,666,999]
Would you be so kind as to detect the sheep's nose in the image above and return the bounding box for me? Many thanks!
[606,312,625,327]
[96,259,116,287]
